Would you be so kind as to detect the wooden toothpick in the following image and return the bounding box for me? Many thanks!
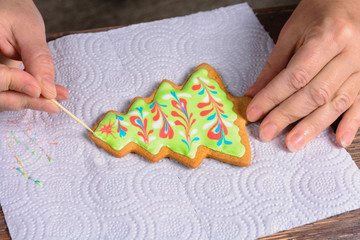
[51,99,94,133]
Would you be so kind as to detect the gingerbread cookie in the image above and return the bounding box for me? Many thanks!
[90,63,252,168]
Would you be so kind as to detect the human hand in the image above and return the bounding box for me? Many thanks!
[0,0,68,113]
[245,0,360,151]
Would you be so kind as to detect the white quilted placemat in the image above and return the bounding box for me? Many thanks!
[1,3,360,239]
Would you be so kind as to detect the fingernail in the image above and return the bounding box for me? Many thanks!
[42,76,56,98]
[57,91,69,100]
[22,85,40,98]
[41,102,60,113]
[260,123,278,142]
[287,133,305,152]
[247,107,262,122]
[340,131,352,147]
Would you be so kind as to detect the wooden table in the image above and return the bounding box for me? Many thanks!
[1,5,360,239]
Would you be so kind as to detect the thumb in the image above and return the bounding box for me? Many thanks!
[14,24,57,99]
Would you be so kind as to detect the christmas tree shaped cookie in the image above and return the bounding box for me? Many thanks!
[90,63,251,168]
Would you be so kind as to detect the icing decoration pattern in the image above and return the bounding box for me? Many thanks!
[98,120,116,139]
[192,76,232,146]
[116,115,128,138]
[90,63,251,168]
[150,102,174,139]
[170,91,199,151]
[129,107,154,145]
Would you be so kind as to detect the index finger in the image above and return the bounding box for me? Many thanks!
[13,22,56,99]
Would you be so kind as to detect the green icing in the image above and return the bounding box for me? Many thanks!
[94,68,246,159]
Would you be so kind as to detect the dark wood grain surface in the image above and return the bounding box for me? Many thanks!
[1,5,360,239]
